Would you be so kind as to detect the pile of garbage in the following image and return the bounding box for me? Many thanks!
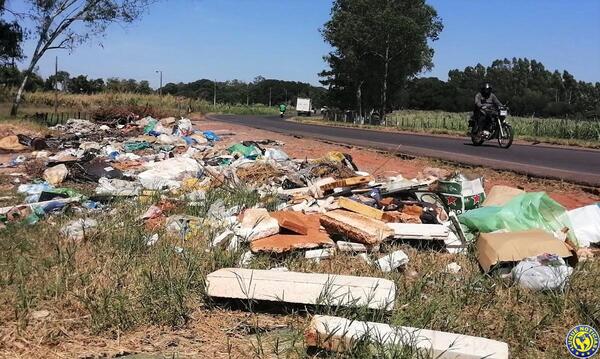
[1,114,599,358]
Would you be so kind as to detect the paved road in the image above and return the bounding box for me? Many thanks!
[209,114,600,186]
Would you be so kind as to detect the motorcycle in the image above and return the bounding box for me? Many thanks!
[468,105,513,148]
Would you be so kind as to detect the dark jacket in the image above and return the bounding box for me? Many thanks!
[475,92,502,109]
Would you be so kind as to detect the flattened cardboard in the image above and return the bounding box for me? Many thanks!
[477,229,577,272]
[482,186,525,207]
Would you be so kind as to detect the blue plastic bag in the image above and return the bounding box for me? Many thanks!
[203,131,220,142]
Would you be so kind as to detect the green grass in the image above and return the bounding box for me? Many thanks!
[1,91,280,118]
[307,110,600,147]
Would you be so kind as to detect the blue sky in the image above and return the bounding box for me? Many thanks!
[15,0,600,87]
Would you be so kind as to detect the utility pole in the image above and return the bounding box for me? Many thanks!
[246,83,249,106]
[54,56,58,117]
[213,79,217,106]
[155,70,163,97]
[269,87,272,107]
[284,88,288,104]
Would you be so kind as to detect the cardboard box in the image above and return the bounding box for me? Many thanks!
[436,176,485,214]
[477,229,577,272]
[440,193,485,214]
[482,186,525,207]
[436,177,484,195]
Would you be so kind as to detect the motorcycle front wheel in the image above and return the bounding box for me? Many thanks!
[498,123,513,149]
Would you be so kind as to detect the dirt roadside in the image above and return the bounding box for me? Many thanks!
[194,116,599,210]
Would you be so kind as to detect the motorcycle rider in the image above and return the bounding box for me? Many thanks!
[279,103,287,118]
[474,83,502,136]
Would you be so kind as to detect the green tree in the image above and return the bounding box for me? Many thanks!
[0,65,20,87]
[136,80,152,94]
[0,0,23,66]
[44,70,70,91]
[321,0,443,117]
[69,75,93,94]
[8,0,157,116]
[106,78,123,92]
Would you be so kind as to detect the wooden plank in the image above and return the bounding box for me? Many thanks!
[337,197,383,220]
[306,315,509,358]
[321,210,394,245]
[206,268,396,310]
[320,175,373,192]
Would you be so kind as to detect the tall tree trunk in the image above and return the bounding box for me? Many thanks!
[10,63,34,117]
[356,80,363,121]
[10,16,50,117]
[380,41,390,124]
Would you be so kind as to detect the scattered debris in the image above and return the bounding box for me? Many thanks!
[60,218,98,241]
[476,229,577,273]
[30,310,51,320]
[336,241,367,253]
[237,208,279,241]
[305,248,335,261]
[206,268,396,310]
[375,250,409,272]
[43,164,69,185]
[445,262,462,274]
[271,211,309,235]
[2,111,595,356]
[337,197,383,220]
[386,223,449,240]
[305,315,509,358]
[320,210,393,245]
[512,254,573,291]
[567,203,600,247]
[482,185,525,207]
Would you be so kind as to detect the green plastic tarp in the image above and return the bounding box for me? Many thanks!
[227,143,261,159]
[143,119,158,134]
[459,192,578,243]
[124,141,151,152]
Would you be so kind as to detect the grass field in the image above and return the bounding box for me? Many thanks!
[0,91,280,119]
[315,110,600,147]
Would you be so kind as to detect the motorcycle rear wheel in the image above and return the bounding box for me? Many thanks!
[498,123,513,149]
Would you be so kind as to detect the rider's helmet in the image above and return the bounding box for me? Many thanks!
[481,83,492,97]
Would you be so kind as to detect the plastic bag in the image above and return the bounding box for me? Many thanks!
[227,143,261,159]
[175,118,193,136]
[512,254,573,290]
[18,182,54,203]
[264,148,289,161]
[123,141,151,152]
[143,118,158,134]
[567,203,600,247]
[203,131,220,142]
[43,164,69,185]
[459,192,577,242]
[138,157,202,190]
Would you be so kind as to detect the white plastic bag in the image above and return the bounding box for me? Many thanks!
[568,203,600,247]
[512,254,573,290]
[138,157,202,190]
[264,148,290,161]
